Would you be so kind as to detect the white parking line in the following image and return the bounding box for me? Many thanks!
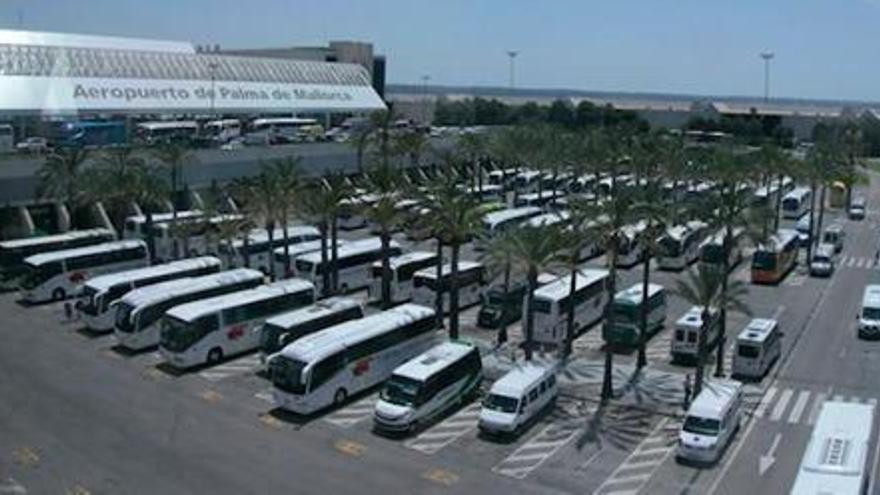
[594,418,676,495]
[405,402,482,455]
[806,392,827,425]
[323,394,379,429]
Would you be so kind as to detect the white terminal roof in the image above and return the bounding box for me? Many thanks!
[533,269,609,303]
[490,362,554,398]
[83,256,221,292]
[166,278,313,322]
[392,341,475,382]
[279,303,436,363]
[118,268,263,309]
[0,29,195,53]
[264,296,361,330]
[24,239,145,265]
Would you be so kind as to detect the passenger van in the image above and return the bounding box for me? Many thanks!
[373,341,482,434]
[809,243,835,278]
[821,224,845,253]
[478,363,558,437]
[731,318,781,379]
[857,285,880,340]
[677,379,743,465]
[671,306,721,364]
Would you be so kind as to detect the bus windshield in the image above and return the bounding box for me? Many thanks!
[79,285,101,315]
[381,375,422,406]
[702,245,726,264]
[20,263,57,290]
[659,237,681,257]
[863,307,880,320]
[683,415,720,435]
[752,251,777,271]
[269,356,307,394]
[611,303,639,323]
[160,316,213,352]
[737,344,760,358]
[115,302,137,333]
[260,323,287,354]
[483,393,518,413]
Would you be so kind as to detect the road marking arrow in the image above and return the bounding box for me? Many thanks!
[759,433,782,476]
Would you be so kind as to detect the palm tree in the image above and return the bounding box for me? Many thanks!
[37,148,92,225]
[478,228,518,346]
[151,142,197,258]
[673,265,751,397]
[299,172,353,294]
[122,164,170,261]
[349,122,376,174]
[81,146,146,232]
[369,109,397,170]
[269,156,303,274]
[393,130,430,171]
[362,162,404,308]
[236,166,281,279]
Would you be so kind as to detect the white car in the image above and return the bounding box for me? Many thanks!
[16,137,49,153]
[849,198,866,220]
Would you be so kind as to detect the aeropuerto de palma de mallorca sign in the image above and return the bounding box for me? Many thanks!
[0,76,386,113]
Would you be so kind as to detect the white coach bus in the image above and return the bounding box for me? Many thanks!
[219,225,320,274]
[272,239,348,280]
[77,256,222,332]
[160,278,315,369]
[0,228,116,282]
[151,213,245,261]
[782,187,812,220]
[530,269,611,345]
[259,297,365,361]
[790,401,874,495]
[19,240,149,303]
[294,237,402,294]
[657,221,709,270]
[411,261,487,314]
[114,269,263,351]
[123,210,203,239]
[269,304,438,414]
[368,251,438,304]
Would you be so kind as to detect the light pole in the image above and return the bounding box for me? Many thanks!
[506,50,519,90]
[421,75,431,124]
[760,51,774,103]
[208,61,218,117]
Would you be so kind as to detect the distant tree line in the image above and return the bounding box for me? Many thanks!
[433,97,650,131]
[685,112,794,147]
[814,118,880,158]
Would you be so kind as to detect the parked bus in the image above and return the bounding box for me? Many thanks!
[466,184,504,203]
[259,297,364,361]
[338,193,380,230]
[671,306,721,364]
[0,228,116,282]
[480,206,542,245]
[269,303,438,414]
[530,269,611,345]
[0,123,13,151]
[782,187,812,220]
[218,225,320,274]
[617,222,648,268]
[514,170,543,193]
[603,283,667,347]
[790,401,874,495]
[515,191,563,209]
[160,278,315,369]
[49,120,126,148]
[202,119,241,144]
[731,318,781,379]
[295,237,402,294]
[150,213,245,261]
[248,117,322,144]
[476,273,559,329]
[272,239,347,280]
[411,261,487,313]
[135,121,199,145]
[373,341,482,434]
[77,256,221,332]
[751,229,799,284]
[113,269,263,351]
[699,227,745,272]
[368,251,438,304]
[487,168,518,188]
[20,240,149,303]
[123,210,203,240]
[657,221,709,270]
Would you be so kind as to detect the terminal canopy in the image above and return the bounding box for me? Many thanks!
[0,29,386,114]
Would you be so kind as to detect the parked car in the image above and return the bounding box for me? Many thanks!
[849,197,866,220]
[809,243,835,277]
[16,137,49,153]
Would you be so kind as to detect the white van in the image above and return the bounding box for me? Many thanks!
[821,224,845,253]
[677,379,743,465]
[478,363,558,437]
[671,306,721,364]
[857,285,880,340]
[731,318,781,379]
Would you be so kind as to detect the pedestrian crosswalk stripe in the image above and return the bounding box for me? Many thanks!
[787,391,811,424]
[807,393,827,425]
[754,386,777,419]
[770,389,793,422]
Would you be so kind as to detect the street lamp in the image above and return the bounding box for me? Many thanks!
[421,75,431,124]
[760,51,774,103]
[506,50,519,90]
[208,61,218,117]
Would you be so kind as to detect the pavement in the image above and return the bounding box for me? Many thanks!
[2,175,880,494]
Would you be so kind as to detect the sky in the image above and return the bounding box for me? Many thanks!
[3,0,880,102]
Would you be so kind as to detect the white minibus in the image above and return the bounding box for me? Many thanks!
[368,251,438,304]
[731,318,781,379]
[269,304,438,414]
[373,341,482,434]
[77,256,221,332]
[790,401,874,495]
[20,240,149,303]
[160,278,315,369]
[858,285,880,340]
[411,261,487,314]
[657,221,709,270]
[677,379,743,465]
[259,297,364,361]
[114,269,263,351]
[530,269,610,345]
[479,363,558,437]
[671,306,722,364]
[782,187,812,220]
[603,283,667,348]
[219,225,320,274]
[294,237,402,294]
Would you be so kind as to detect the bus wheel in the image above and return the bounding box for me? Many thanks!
[333,388,348,406]
[207,348,223,364]
[52,288,66,301]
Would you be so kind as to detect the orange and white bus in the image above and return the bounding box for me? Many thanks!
[751,229,799,284]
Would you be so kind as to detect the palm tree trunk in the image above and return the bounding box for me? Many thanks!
[524,266,538,362]
[145,211,156,263]
[266,223,276,281]
[774,174,784,231]
[602,241,618,401]
[694,308,710,397]
[434,237,444,327]
[449,243,461,340]
[637,244,651,369]
[281,220,291,278]
[477,157,484,193]
[563,250,578,359]
[715,227,732,378]
[498,258,511,346]
[319,221,329,295]
[243,232,251,268]
[171,164,180,259]
[330,215,340,293]
[816,185,827,241]
[807,180,817,262]
[380,228,392,309]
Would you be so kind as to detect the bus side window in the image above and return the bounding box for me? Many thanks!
[528,389,538,402]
